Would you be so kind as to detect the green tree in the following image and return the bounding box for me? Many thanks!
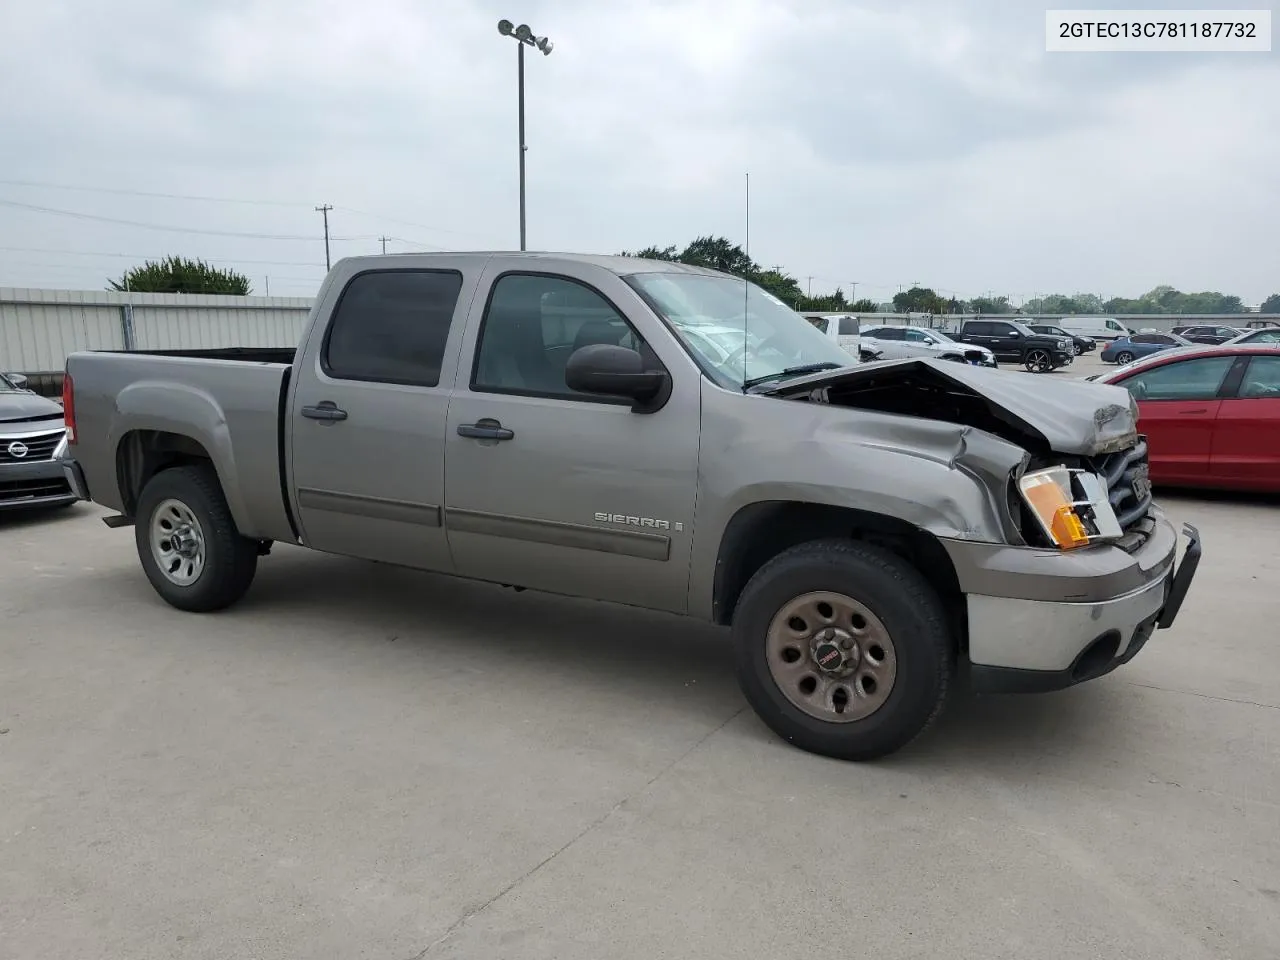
[968,295,1012,314]
[109,256,251,295]
[849,298,880,312]
[891,286,946,314]
[1261,293,1280,313]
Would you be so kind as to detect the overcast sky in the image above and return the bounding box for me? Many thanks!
[0,0,1277,303]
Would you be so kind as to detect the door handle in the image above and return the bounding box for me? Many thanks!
[1182,408,1208,414]
[301,401,348,422]
[458,419,514,441]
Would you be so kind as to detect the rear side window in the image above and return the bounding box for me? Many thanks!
[838,317,860,335]
[965,321,990,335]
[323,270,463,386]
[871,327,904,341]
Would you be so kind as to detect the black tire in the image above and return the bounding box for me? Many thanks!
[732,539,952,761]
[1114,351,1134,365]
[1023,349,1052,373]
[134,464,258,612]
[1072,343,1082,356]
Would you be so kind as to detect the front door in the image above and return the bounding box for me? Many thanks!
[288,263,478,571]
[1117,355,1237,484]
[443,266,701,613]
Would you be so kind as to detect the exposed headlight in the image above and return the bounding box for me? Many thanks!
[1018,465,1123,550]
[1058,338,1069,349]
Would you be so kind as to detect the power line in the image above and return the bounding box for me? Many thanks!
[0,177,307,207]
[0,198,323,240]
[0,245,326,268]
[0,178,494,240]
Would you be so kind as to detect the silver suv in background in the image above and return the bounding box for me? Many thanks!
[860,325,997,367]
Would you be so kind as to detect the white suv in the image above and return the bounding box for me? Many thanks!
[860,325,997,367]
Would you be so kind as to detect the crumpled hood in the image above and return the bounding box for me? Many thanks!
[0,391,65,424]
[759,357,1138,456]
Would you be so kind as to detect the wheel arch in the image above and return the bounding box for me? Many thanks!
[710,500,965,648]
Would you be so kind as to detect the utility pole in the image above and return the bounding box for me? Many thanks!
[807,276,813,297]
[315,204,333,270]
[264,276,270,297]
[379,236,390,255]
[848,281,858,303]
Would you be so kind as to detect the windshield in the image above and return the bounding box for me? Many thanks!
[1170,332,1194,346]
[0,373,18,391]
[1012,322,1038,336]
[624,271,855,389]
[928,329,957,342]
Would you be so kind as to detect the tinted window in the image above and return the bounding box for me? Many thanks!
[324,270,462,386]
[988,322,1017,335]
[964,322,991,335]
[904,329,931,342]
[1152,335,1176,344]
[1239,355,1280,398]
[473,274,651,400]
[806,316,830,333]
[1131,334,1156,344]
[868,327,903,341]
[1119,356,1235,401]
[838,317,860,335]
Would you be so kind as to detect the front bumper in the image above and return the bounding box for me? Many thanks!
[0,457,78,511]
[944,516,1201,693]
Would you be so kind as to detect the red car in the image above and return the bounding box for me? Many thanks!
[1093,344,1280,493]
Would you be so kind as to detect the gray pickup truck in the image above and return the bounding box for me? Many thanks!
[58,253,1201,760]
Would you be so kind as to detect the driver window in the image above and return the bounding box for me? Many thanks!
[473,273,656,400]
[1119,356,1235,401]
[904,329,929,342]
[1239,356,1280,399]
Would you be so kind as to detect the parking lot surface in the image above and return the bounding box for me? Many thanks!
[2,491,1277,960]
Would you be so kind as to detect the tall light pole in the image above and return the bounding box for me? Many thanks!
[497,19,553,251]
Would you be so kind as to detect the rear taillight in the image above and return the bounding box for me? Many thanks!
[62,372,76,443]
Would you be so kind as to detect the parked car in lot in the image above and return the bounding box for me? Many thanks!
[57,253,1200,761]
[1092,345,1280,492]
[1,371,75,512]
[859,324,996,367]
[1170,325,1245,345]
[1226,327,1280,346]
[1029,323,1095,356]
[954,319,1074,372]
[1100,331,1194,365]
[1056,316,1133,342]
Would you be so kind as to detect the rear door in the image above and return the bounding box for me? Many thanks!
[442,263,701,613]
[862,326,905,359]
[982,321,1023,361]
[1209,354,1280,488]
[288,261,479,571]
[1113,355,1237,483]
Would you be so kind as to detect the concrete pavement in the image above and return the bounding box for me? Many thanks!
[1,495,1277,960]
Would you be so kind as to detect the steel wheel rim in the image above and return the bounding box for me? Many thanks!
[149,498,207,586]
[765,591,898,723]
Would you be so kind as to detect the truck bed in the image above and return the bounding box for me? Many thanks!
[66,350,298,543]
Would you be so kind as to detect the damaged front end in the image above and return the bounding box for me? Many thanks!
[756,358,1154,552]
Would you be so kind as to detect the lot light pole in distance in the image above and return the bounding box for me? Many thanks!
[497,19,553,251]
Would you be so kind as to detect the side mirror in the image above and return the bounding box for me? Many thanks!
[5,373,27,389]
[564,344,670,412]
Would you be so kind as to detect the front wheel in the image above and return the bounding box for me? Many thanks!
[1023,349,1053,373]
[732,539,952,761]
[1114,350,1135,365]
[135,464,258,612]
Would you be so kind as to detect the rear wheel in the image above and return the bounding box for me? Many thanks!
[1072,342,1083,356]
[1023,349,1053,373]
[732,539,952,761]
[135,464,258,612]
[1114,350,1135,365]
